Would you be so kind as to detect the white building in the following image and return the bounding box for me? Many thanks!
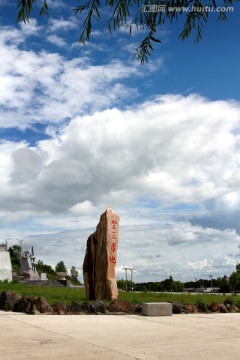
[0,242,12,282]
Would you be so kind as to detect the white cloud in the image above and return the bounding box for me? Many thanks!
[167,227,199,246]
[48,17,78,32]
[187,259,211,271]
[47,0,67,9]
[69,201,98,215]
[19,19,42,36]
[1,94,240,228]
[0,21,156,129]
[46,34,66,47]
[0,140,25,191]
[1,90,240,281]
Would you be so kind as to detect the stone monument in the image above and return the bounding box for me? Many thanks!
[0,241,12,282]
[18,246,40,280]
[83,206,120,301]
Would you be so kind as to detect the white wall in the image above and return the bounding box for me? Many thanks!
[0,252,12,282]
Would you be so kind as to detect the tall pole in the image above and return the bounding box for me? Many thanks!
[18,240,23,261]
[210,275,213,289]
[195,278,198,290]
[129,268,134,290]
[123,267,128,292]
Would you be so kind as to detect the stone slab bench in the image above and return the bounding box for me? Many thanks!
[142,302,172,316]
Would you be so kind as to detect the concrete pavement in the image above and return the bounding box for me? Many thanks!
[1,311,240,359]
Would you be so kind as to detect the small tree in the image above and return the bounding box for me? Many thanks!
[70,266,79,281]
[236,263,240,272]
[36,259,56,279]
[162,276,174,291]
[117,279,126,290]
[229,271,240,293]
[8,245,21,271]
[218,275,230,293]
[55,260,67,273]
[171,280,184,292]
[8,244,21,259]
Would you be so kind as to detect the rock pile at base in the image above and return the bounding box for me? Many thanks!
[0,292,138,315]
[171,299,239,314]
[0,291,239,315]
[0,291,52,314]
[0,291,21,311]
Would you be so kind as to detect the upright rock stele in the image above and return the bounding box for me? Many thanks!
[83,206,119,301]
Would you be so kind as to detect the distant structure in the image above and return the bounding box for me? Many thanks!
[0,241,12,282]
[83,206,120,301]
[18,246,40,280]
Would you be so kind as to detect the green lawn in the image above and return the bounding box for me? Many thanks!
[1,281,239,307]
[118,291,240,306]
[0,282,86,306]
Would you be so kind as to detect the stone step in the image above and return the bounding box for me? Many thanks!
[142,302,172,316]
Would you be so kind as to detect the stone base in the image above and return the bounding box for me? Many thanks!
[18,270,40,280]
[142,302,172,316]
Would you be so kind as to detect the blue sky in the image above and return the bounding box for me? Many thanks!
[1,1,240,283]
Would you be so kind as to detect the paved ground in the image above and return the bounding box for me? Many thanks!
[1,311,240,359]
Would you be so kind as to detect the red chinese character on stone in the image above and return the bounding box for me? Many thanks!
[110,242,117,252]
[109,256,116,264]
[111,220,117,229]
